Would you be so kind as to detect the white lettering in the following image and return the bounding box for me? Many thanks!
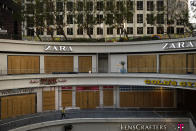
[163,41,195,50]
[44,45,72,52]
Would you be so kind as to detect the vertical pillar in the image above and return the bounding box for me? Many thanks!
[40,55,44,74]
[100,86,104,108]
[58,87,62,109]
[92,55,97,72]
[96,54,99,73]
[74,56,78,72]
[114,86,120,108]
[156,54,160,73]
[0,54,7,75]
[37,88,43,112]
[55,87,60,110]
[72,86,76,108]
[108,53,111,73]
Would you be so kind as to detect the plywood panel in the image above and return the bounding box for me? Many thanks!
[1,94,36,119]
[78,56,92,73]
[62,91,72,108]
[8,56,40,74]
[103,89,113,106]
[127,55,157,73]
[162,90,174,107]
[160,54,186,74]
[44,56,73,73]
[193,54,196,74]
[42,91,55,111]
[76,91,99,109]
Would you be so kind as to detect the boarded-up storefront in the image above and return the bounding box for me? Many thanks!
[76,86,99,109]
[120,86,175,108]
[8,56,40,74]
[1,94,36,119]
[103,86,113,107]
[62,87,72,108]
[42,89,55,111]
[78,56,92,72]
[44,56,73,73]
[127,55,157,73]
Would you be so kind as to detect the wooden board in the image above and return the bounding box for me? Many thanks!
[62,90,72,108]
[8,56,40,74]
[120,90,174,108]
[44,56,73,73]
[127,55,157,73]
[76,91,99,109]
[1,94,36,119]
[103,89,113,106]
[160,54,186,74]
[78,56,92,73]
[42,91,55,111]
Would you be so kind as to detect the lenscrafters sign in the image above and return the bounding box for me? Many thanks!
[44,45,72,52]
[163,41,196,50]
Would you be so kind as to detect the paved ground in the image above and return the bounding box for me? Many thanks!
[0,108,195,131]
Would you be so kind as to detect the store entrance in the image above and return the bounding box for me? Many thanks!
[76,87,99,109]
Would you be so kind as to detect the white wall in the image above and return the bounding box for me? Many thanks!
[110,54,127,73]
[0,54,7,75]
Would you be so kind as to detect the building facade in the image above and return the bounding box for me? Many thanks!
[0,37,196,119]
[23,0,188,40]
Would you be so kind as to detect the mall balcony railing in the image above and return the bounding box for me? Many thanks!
[0,67,196,75]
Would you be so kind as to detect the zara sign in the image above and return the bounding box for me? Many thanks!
[44,45,72,52]
[163,41,195,50]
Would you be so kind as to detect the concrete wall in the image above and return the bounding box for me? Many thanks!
[10,118,191,131]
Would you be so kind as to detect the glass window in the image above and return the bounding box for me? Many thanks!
[147,1,154,11]
[116,1,123,11]
[97,1,103,11]
[106,1,114,11]
[137,27,143,34]
[127,0,133,11]
[77,2,83,11]
[107,27,113,35]
[56,15,63,25]
[147,27,154,34]
[27,17,34,27]
[77,14,83,24]
[56,2,63,12]
[87,2,93,11]
[106,14,113,24]
[167,27,174,34]
[26,4,34,14]
[67,2,73,11]
[137,14,143,23]
[147,14,154,24]
[36,28,43,35]
[67,15,73,24]
[57,28,64,35]
[176,28,184,34]
[127,14,133,23]
[157,14,164,24]
[87,27,93,35]
[157,27,164,34]
[27,29,34,36]
[127,27,133,34]
[67,28,73,35]
[97,14,103,24]
[97,27,103,35]
[137,1,143,10]
[157,1,164,11]
[77,27,83,35]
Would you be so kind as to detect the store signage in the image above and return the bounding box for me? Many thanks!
[44,45,72,52]
[0,88,34,96]
[40,78,57,85]
[29,79,40,84]
[77,86,99,91]
[144,80,196,88]
[163,41,195,50]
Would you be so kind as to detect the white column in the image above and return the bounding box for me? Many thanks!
[157,54,160,73]
[58,87,62,109]
[108,53,111,73]
[92,55,97,73]
[0,54,7,75]
[55,87,60,110]
[40,55,44,74]
[116,86,120,108]
[72,86,76,108]
[74,56,78,72]
[100,86,103,108]
[36,88,43,112]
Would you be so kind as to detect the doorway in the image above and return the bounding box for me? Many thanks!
[98,54,108,73]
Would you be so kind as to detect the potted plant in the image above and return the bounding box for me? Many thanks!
[120,61,126,73]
